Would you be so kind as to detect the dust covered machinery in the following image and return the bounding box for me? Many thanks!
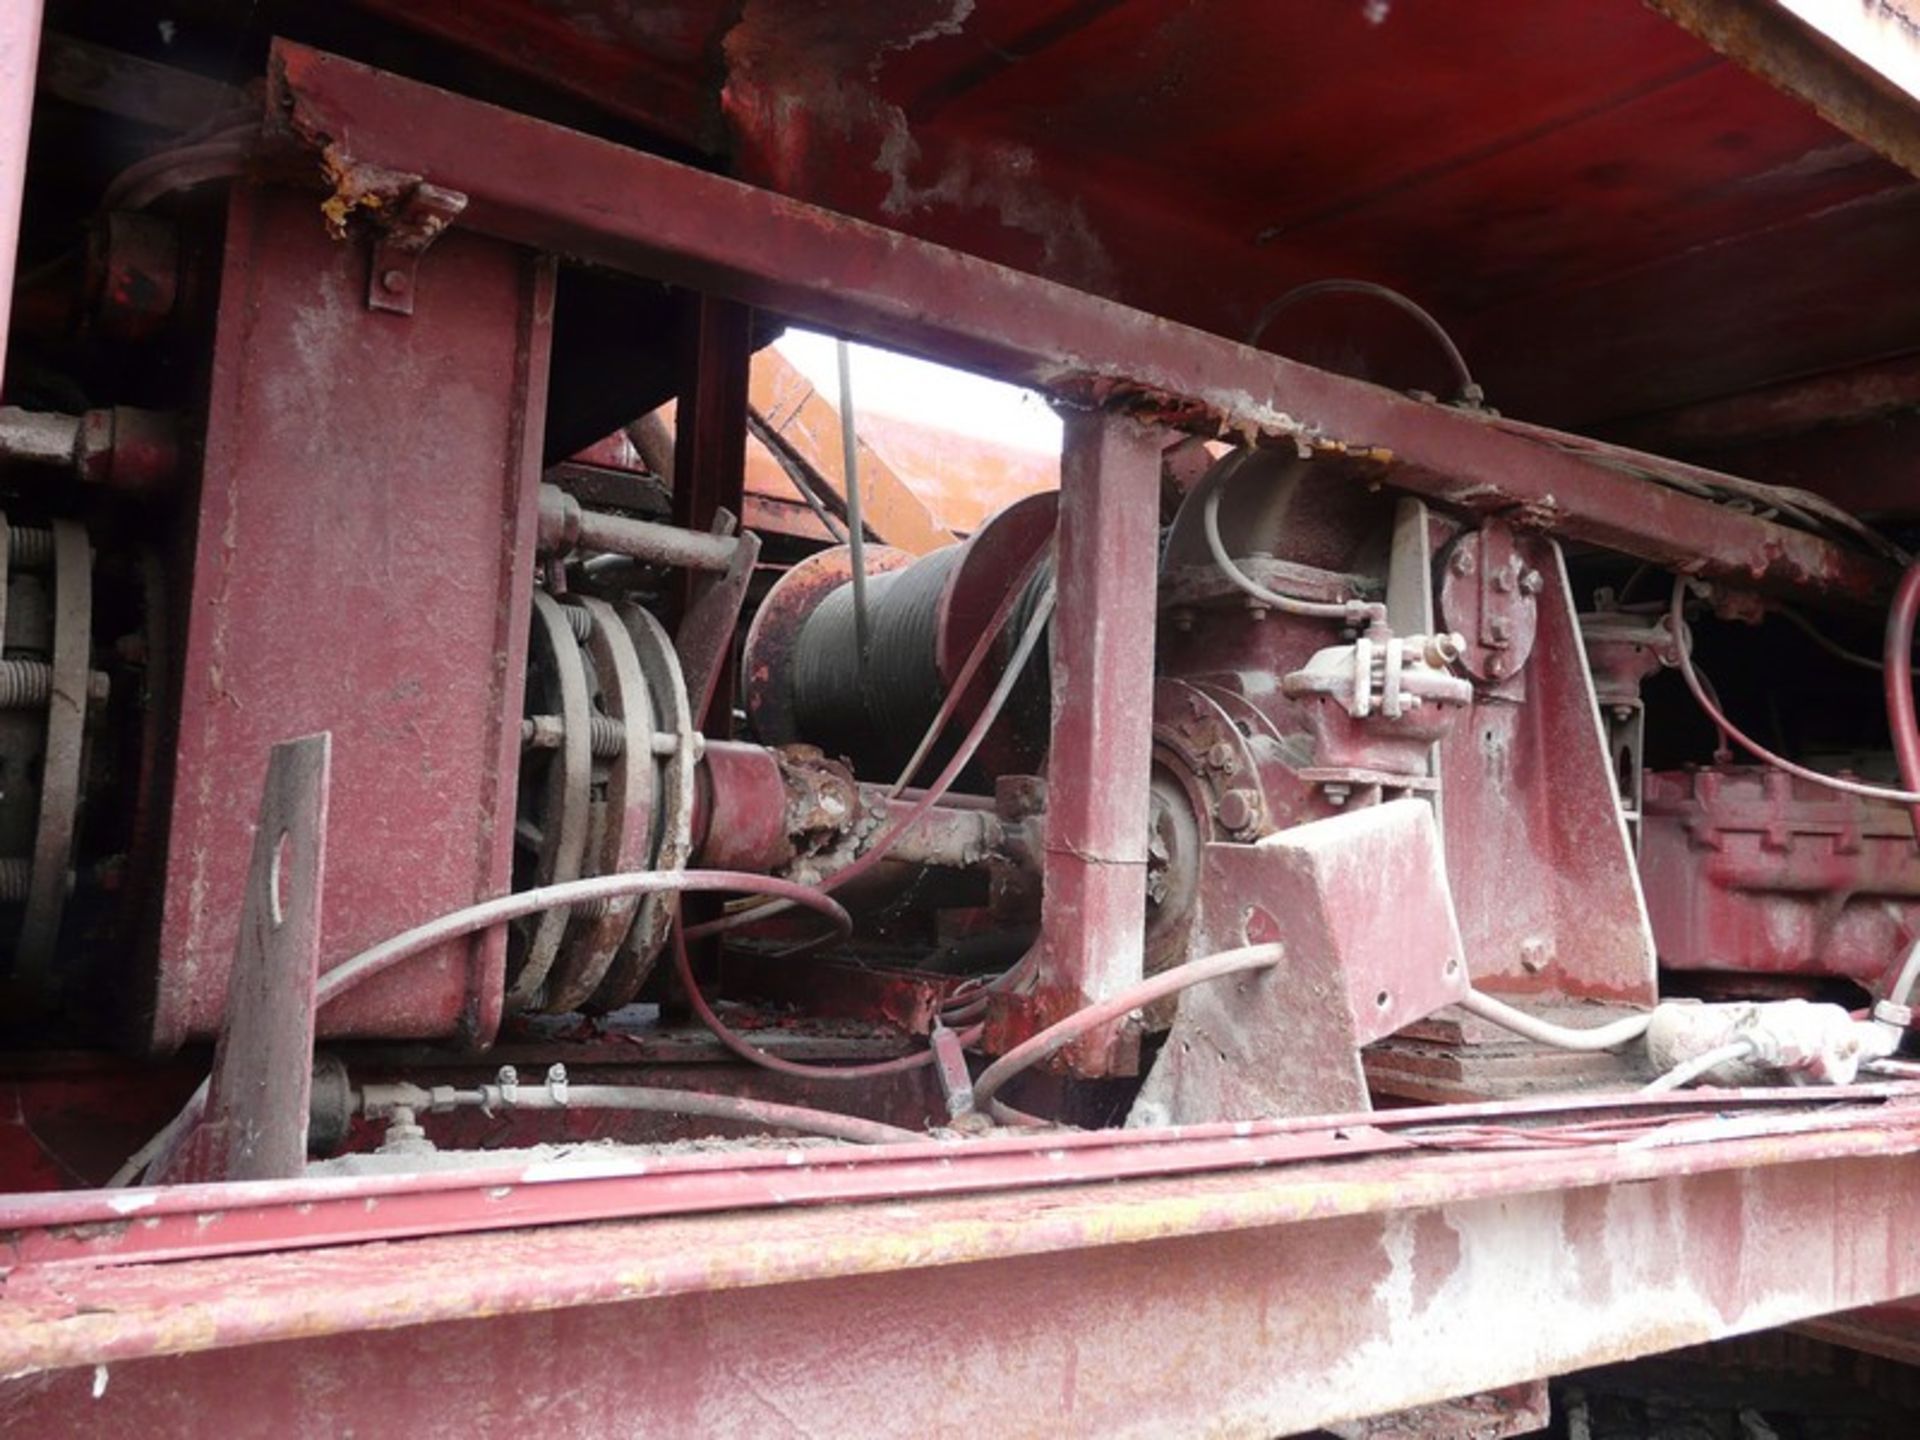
[6,8,1920,1436]
[0,222,1912,1149]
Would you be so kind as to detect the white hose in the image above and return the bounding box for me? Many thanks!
[1642,1040,1756,1094]
[1460,989,1653,1052]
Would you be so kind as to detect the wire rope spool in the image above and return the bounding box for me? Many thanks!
[742,494,1057,783]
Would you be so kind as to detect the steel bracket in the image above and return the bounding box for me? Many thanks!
[366,181,467,316]
[1130,798,1469,1125]
[163,733,331,1183]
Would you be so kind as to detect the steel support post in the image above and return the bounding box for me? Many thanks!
[670,294,752,736]
[0,0,43,391]
[998,411,1162,1074]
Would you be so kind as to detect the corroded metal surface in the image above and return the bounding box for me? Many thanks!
[267,40,1894,607]
[991,411,1162,1075]
[1134,800,1469,1124]
[4,1094,1920,1434]
[154,185,551,1047]
[1438,538,1658,1004]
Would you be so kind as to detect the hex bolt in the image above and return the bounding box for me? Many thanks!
[1450,547,1477,577]
[1520,937,1552,975]
[1487,655,1508,679]
[1520,569,1544,595]
[1216,787,1259,834]
[1493,569,1516,594]
[1488,616,1512,643]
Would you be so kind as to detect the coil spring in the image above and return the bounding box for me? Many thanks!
[585,713,625,757]
[0,660,52,708]
[6,527,53,570]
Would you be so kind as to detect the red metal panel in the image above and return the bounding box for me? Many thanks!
[154,185,552,1047]
[1006,410,1161,1073]
[3,1112,1920,1435]
[267,41,1891,606]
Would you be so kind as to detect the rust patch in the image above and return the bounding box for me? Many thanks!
[315,143,418,239]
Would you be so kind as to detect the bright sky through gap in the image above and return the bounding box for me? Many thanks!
[776,328,1064,456]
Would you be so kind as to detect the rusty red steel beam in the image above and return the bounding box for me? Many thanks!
[4,1085,1914,1272]
[266,40,1891,606]
[1648,0,1920,181]
[4,1108,1920,1434]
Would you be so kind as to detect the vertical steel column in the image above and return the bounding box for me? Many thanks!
[1003,411,1162,1075]
[670,295,752,737]
[0,0,44,389]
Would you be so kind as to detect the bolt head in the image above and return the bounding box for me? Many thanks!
[1450,547,1477,576]
[1486,655,1507,678]
[380,268,409,293]
[1216,787,1259,834]
[1520,569,1544,595]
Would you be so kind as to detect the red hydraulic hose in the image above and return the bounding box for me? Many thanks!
[1886,561,1920,842]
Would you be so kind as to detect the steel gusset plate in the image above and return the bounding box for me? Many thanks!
[589,604,694,1011]
[545,597,656,1012]
[508,592,592,1010]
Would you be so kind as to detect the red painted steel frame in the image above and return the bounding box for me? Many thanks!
[155,185,552,1047]
[1002,411,1163,1072]
[4,1092,1920,1435]
[268,40,1889,605]
[2,32,1908,1436]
